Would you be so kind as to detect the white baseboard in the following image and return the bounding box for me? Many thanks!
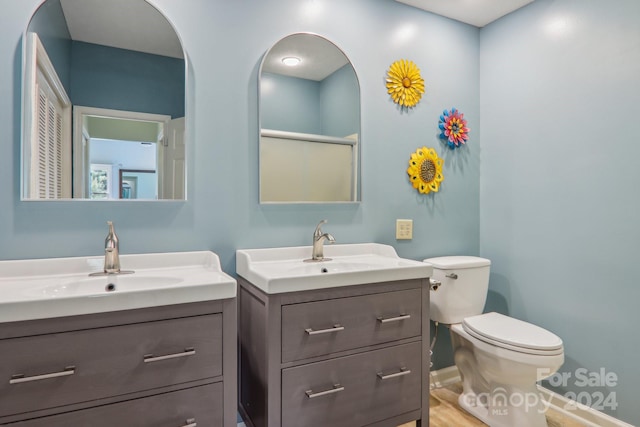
[430,366,633,427]
[429,365,462,389]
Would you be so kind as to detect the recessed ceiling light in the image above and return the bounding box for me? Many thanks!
[282,56,301,66]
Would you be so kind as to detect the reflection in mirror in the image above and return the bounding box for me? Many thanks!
[259,33,361,203]
[22,0,186,200]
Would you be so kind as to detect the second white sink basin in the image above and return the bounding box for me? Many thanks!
[236,243,432,294]
[0,251,236,323]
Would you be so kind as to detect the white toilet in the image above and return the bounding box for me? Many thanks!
[424,256,564,427]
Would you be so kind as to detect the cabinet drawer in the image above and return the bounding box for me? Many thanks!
[10,382,223,427]
[0,314,222,417]
[281,289,421,362]
[281,341,422,427]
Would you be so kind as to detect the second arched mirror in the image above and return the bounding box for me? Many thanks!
[259,33,361,203]
[22,0,186,200]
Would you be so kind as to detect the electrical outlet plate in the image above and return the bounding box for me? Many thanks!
[396,219,413,240]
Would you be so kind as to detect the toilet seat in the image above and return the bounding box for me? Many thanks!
[462,312,563,356]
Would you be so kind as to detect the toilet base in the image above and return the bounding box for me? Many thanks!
[458,383,550,427]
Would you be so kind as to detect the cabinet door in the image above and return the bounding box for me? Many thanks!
[11,382,223,427]
[281,289,422,362]
[281,342,422,427]
[0,314,222,417]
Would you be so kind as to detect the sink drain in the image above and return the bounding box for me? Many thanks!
[105,283,116,292]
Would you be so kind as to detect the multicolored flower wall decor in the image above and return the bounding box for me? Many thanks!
[439,108,469,149]
[407,147,444,194]
[386,59,425,108]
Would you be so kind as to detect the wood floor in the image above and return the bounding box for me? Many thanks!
[398,382,588,427]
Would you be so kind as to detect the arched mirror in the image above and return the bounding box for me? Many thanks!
[22,0,186,200]
[259,33,361,203]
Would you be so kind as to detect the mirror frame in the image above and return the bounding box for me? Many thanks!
[258,32,362,204]
[21,0,188,202]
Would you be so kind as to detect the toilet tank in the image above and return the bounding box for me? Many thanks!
[424,256,491,324]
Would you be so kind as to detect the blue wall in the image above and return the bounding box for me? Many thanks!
[260,72,322,134]
[26,0,71,92]
[27,1,184,118]
[262,64,359,138]
[70,41,185,118]
[479,0,640,424]
[320,64,359,138]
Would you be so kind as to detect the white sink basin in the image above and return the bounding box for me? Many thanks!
[30,275,184,298]
[0,251,236,323]
[236,243,432,294]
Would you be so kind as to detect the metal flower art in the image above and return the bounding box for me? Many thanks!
[407,147,444,194]
[439,108,469,149]
[386,59,425,108]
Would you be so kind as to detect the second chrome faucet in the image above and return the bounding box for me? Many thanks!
[307,219,335,262]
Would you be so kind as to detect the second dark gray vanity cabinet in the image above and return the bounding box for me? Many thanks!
[238,277,430,427]
[281,341,422,427]
[281,288,422,362]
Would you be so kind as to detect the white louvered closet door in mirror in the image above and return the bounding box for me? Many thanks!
[26,32,72,200]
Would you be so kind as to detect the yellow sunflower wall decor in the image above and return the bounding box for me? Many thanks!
[407,147,444,194]
[386,59,425,108]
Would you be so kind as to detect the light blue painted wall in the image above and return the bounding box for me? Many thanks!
[261,63,359,138]
[1,0,480,281]
[479,0,640,424]
[260,72,322,134]
[320,64,359,138]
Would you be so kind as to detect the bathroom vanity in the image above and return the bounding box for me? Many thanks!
[236,244,433,427]
[0,251,237,427]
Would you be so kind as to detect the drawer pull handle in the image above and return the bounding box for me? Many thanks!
[377,314,411,323]
[377,367,411,380]
[9,366,75,384]
[182,418,197,427]
[144,347,196,363]
[305,324,344,335]
[305,383,345,398]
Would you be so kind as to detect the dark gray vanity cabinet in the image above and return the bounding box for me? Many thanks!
[0,299,237,427]
[238,277,430,427]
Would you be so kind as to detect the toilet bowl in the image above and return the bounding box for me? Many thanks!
[424,256,564,427]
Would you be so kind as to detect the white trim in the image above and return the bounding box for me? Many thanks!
[430,366,633,427]
[537,386,634,427]
[429,365,461,390]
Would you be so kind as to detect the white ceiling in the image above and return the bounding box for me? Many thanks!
[395,0,534,27]
[261,34,349,81]
[54,0,533,66]
[59,0,183,59]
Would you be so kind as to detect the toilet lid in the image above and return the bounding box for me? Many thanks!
[462,312,563,354]
[423,256,490,270]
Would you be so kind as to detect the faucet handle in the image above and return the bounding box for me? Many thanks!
[314,219,328,236]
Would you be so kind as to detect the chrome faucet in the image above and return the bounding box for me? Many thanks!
[103,221,121,273]
[89,221,134,276]
[310,219,335,261]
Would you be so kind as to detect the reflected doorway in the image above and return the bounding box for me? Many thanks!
[73,106,185,200]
